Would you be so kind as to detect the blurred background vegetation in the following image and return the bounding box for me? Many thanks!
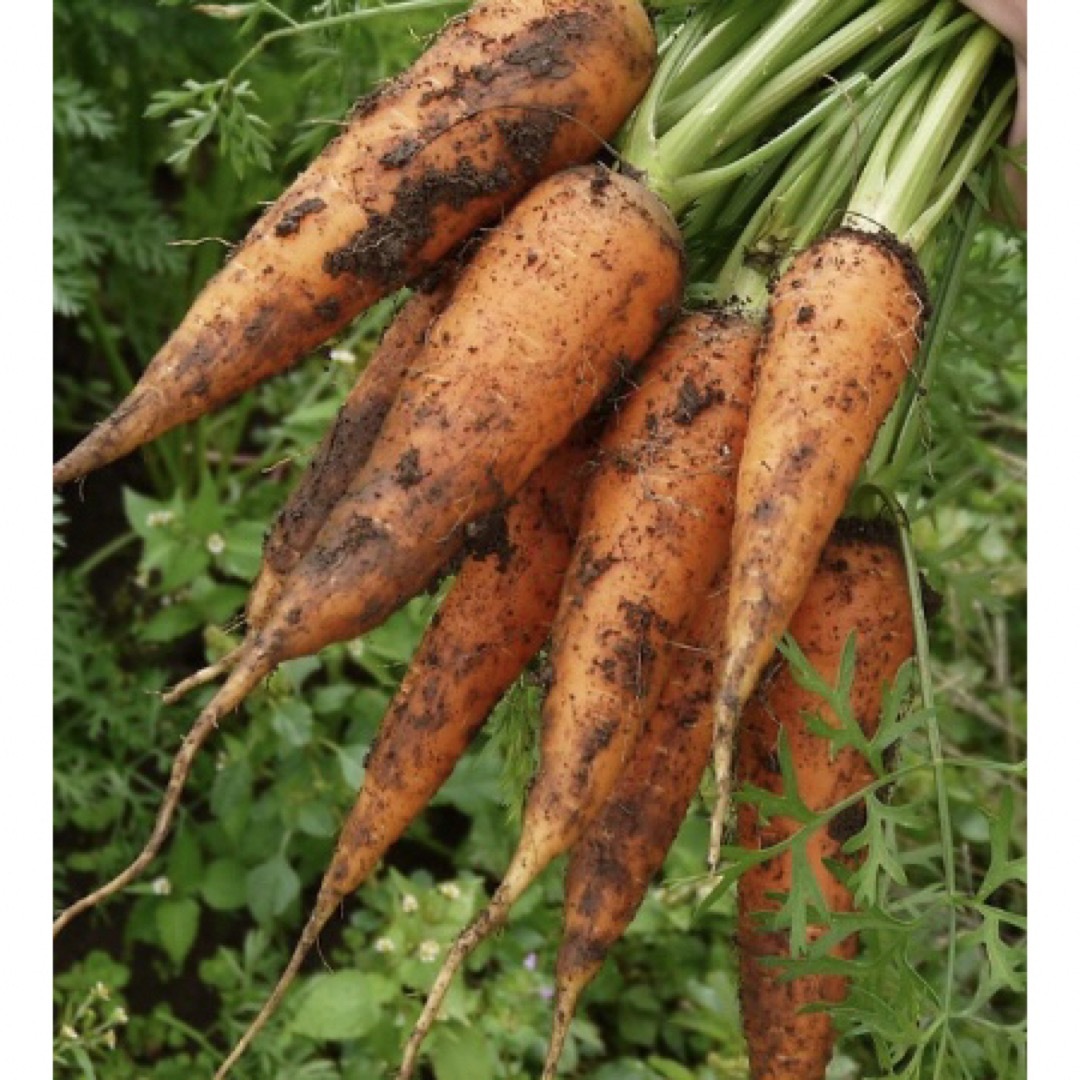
[53,2,1025,1077]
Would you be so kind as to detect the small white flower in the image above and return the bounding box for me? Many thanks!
[61,1025,79,1041]
[418,939,440,963]
[93,982,110,1000]
[401,893,419,914]
[111,1008,129,1024]
[151,876,172,896]
[146,510,175,528]
[206,533,226,555]
[374,936,396,954]
[103,1029,117,1050]
[437,882,461,901]
[330,347,357,366]
[523,952,537,971]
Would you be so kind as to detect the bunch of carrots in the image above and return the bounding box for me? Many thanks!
[53,0,1017,1076]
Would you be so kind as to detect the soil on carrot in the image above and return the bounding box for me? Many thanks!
[393,448,425,489]
[462,508,515,570]
[323,158,515,285]
[274,197,328,237]
[671,374,723,426]
[322,6,628,290]
[831,226,933,334]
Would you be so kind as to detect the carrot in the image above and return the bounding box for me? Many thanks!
[397,308,757,1078]
[52,163,685,937]
[213,432,591,1078]
[246,268,461,631]
[709,226,928,866]
[735,519,915,1079]
[543,569,731,1079]
[162,267,461,706]
[706,10,1009,866]
[52,0,657,486]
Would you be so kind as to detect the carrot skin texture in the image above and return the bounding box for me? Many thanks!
[246,272,458,630]
[521,311,754,874]
[324,434,590,902]
[712,227,927,861]
[52,0,657,485]
[398,310,755,1079]
[249,164,685,667]
[545,573,730,1079]
[736,522,915,1080]
[212,436,590,1079]
[545,315,760,1079]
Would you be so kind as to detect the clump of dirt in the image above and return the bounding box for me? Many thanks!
[671,375,722,426]
[324,158,515,286]
[275,197,327,237]
[393,447,424,489]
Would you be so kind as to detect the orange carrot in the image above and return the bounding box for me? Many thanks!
[162,268,461,706]
[213,432,591,1078]
[710,226,928,865]
[52,163,685,937]
[398,308,757,1078]
[736,519,916,1079]
[246,267,460,633]
[543,568,731,1079]
[52,0,657,485]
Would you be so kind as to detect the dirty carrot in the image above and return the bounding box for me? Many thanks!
[162,267,461,706]
[213,433,591,1078]
[542,568,731,1079]
[708,12,1008,865]
[735,519,916,1079]
[398,307,755,1078]
[52,162,685,937]
[52,0,657,485]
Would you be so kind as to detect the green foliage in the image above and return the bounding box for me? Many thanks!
[54,3,1025,1078]
[146,77,273,176]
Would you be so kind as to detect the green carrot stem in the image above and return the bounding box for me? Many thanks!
[846,24,1003,243]
[664,0,782,98]
[654,1,790,130]
[672,73,871,205]
[727,0,929,149]
[905,76,1016,250]
[639,0,933,210]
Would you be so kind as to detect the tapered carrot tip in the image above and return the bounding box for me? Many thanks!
[52,643,273,937]
[214,884,340,1079]
[397,896,512,1079]
[541,980,585,1080]
[52,386,165,486]
[708,693,739,872]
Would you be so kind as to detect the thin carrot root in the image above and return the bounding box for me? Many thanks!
[397,876,524,1080]
[53,645,274,936]
[541,996,578,1080]
[214,882,340,1080]
[160,645,244,706]
[709,696,739,872]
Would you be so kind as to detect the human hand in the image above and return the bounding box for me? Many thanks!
[959,0,1026,226]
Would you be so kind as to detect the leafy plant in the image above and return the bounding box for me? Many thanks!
[53,3,1025,1077]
